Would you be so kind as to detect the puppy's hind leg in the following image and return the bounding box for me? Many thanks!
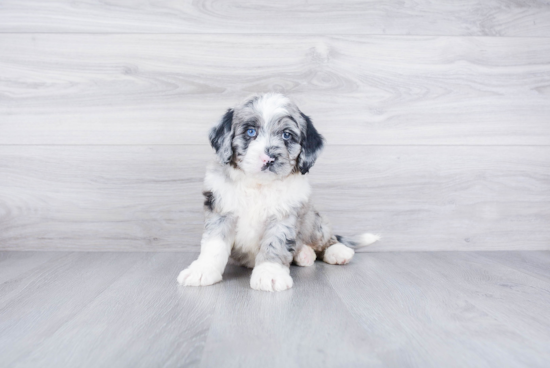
[302,208,380,265]
[293,245,316,267]
[323,242,355,265]
[323,233,380,265]
[301,210,351,265]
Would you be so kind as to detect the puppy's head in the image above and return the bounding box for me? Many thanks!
[209,93,324,179]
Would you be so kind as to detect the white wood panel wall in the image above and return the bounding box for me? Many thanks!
[2,35,550,145]
[1,0,550,36]
[0,1,549,251]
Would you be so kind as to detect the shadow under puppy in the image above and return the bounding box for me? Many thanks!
[178,93,379,292]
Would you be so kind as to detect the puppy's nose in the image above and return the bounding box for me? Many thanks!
[260,153,275,166]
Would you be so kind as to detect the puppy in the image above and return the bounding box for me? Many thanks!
[177,93,379,292]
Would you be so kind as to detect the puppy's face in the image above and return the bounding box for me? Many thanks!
[209,94,324,180]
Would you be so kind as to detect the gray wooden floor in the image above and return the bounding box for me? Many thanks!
[1,251,549,368]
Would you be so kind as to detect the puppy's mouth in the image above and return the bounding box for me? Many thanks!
[261,164,275,172]
[260,152,281,173]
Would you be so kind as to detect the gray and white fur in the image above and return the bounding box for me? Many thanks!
[177,93,379,292]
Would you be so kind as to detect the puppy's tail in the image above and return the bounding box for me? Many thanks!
[335,233,380,249]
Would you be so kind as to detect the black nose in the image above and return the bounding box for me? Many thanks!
[261,151,277,171]
[264,149,279,166]
[261,158,274,171]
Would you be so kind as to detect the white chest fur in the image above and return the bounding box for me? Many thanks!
[204,163,311,255]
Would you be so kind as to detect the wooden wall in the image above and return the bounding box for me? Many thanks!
[1,1,549,251]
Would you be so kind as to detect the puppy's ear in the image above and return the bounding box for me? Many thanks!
[298,112,324,174]
[209,109,234,165]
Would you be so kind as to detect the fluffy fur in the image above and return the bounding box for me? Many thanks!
[177,93,379,292]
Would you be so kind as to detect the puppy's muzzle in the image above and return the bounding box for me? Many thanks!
[260,153,275,171]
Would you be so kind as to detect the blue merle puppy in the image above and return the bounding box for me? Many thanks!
[177,93,379,292]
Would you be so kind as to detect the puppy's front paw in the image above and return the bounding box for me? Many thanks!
[250,262,293,292]
[177,260,222,287]
[323,243,354,265]
[294,245,316,267]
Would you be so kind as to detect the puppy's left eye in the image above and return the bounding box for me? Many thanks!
[247,128,257,137]
[282,132,291,140]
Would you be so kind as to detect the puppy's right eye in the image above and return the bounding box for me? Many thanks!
[247,128,257,137]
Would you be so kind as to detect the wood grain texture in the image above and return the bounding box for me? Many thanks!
[1,34,550,145]
[0,251,66,289]
[1,145,549,251]
[1,0,550,36]
[477,251,550,281]
[0,252,147,366]
[6,253,216,368]
[324,252,550,368]
[1,251,549,367]
[200,260,378,368]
